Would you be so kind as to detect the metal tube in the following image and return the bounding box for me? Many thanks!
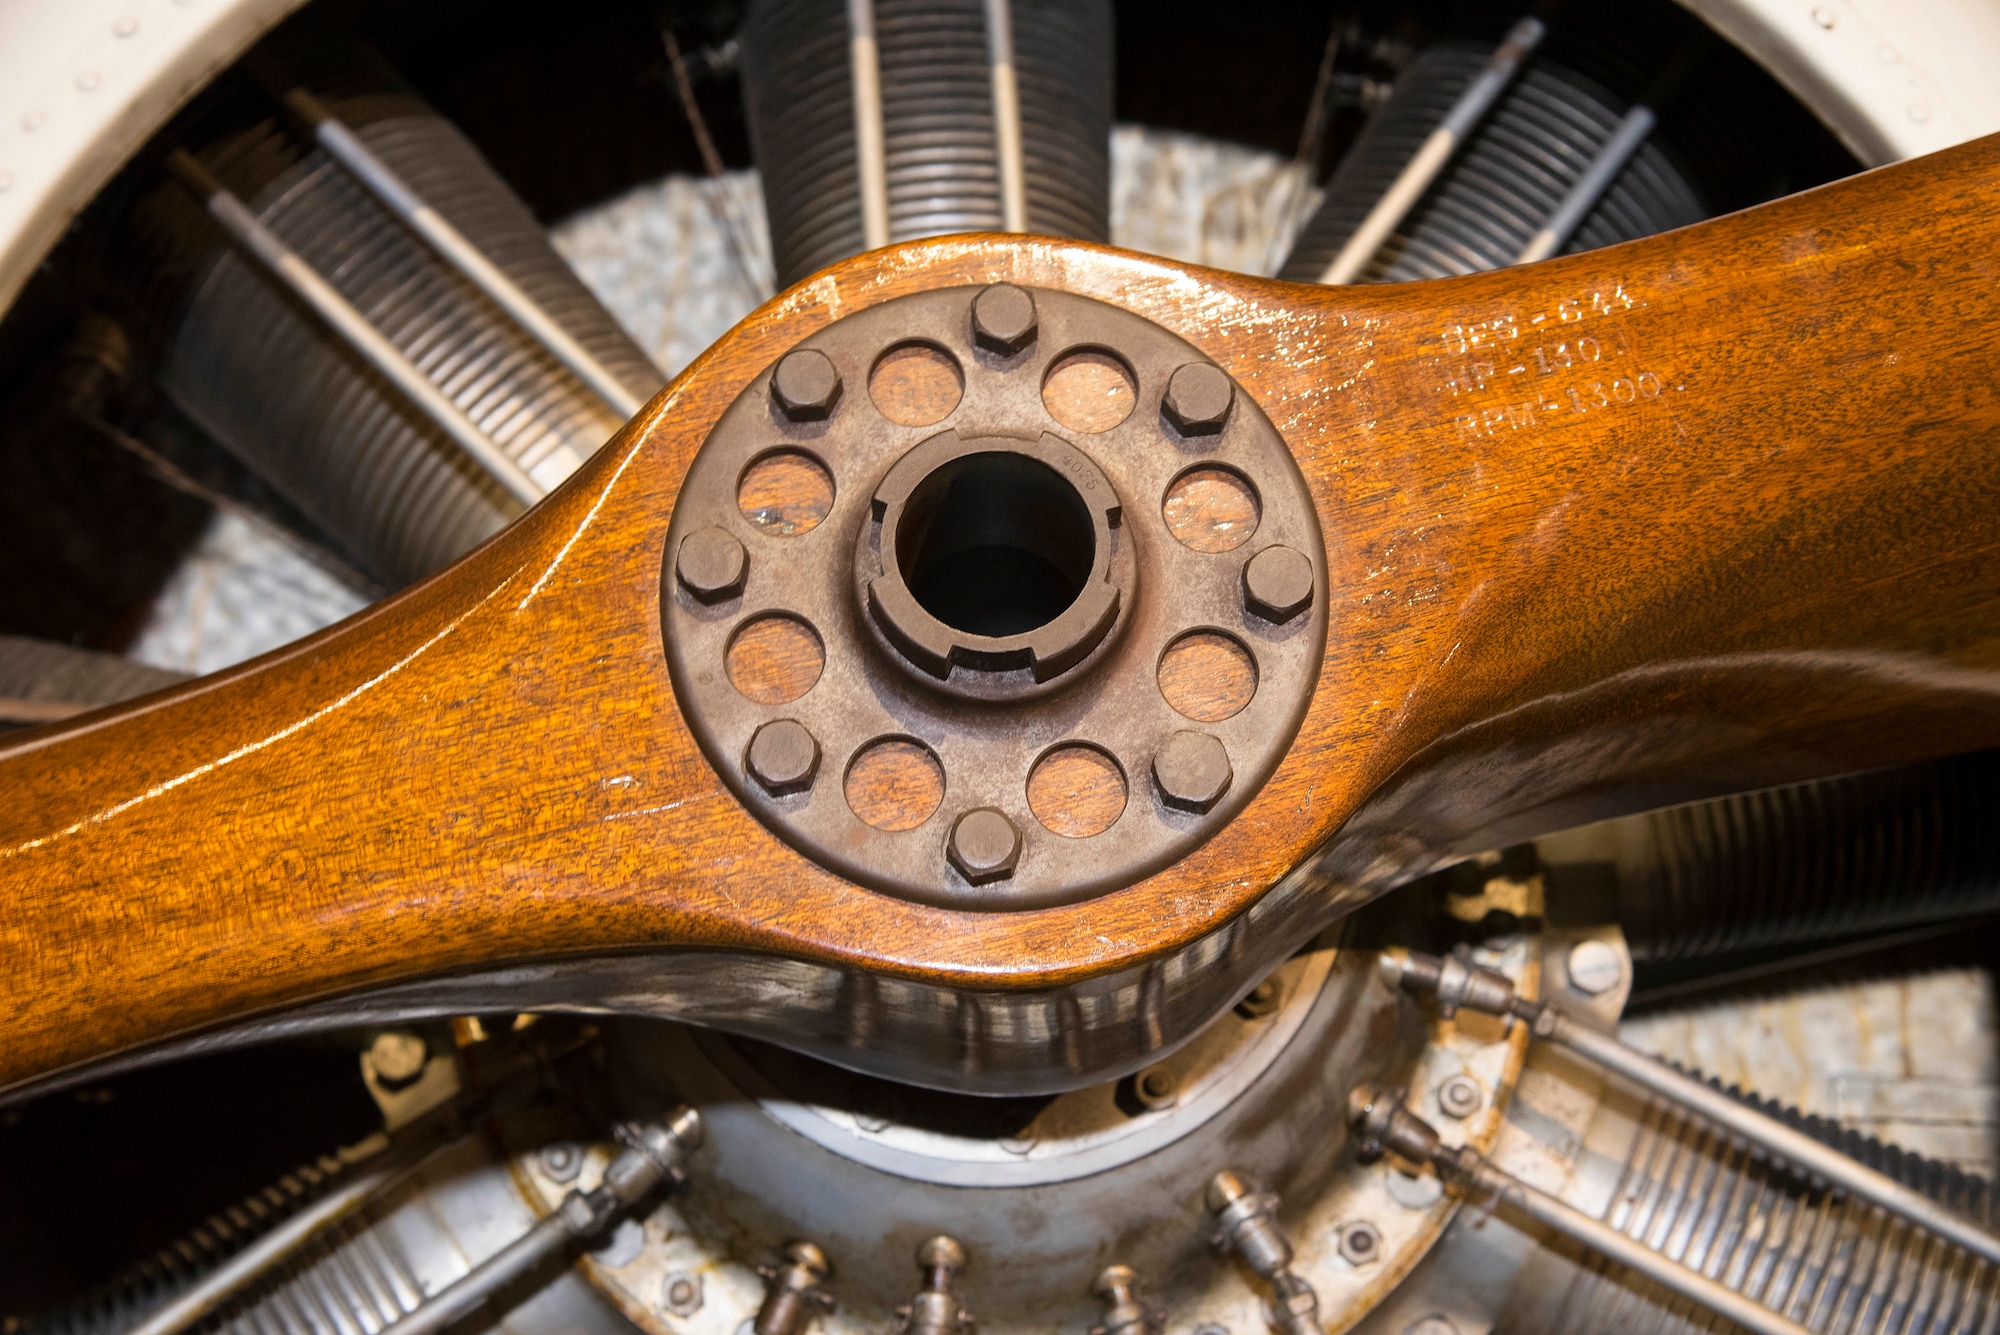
[1546,1011,2000,1267]
[381,1213,572,1335]
[284,90,647,421]
[1464,1159,1814,1335]
[126,1138,408,1335]
[1317,15,1545,285]
[984,0,1028,233]
[1514,104,1657,263]
[164,150,543,507]
[847,0,891,249]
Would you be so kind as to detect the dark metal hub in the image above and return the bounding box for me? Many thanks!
[661,285,1326,910]
[864,432,1131,696]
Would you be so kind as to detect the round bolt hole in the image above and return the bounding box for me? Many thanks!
[897,451,1095,638]
[1158,631,1257,722]
[1337,1220,1383,1266]
[727,614,824,705]
[1163,466,1259,553]
[738,449,834,535]
[1436,1074,1483,1120]
[871,341,963,426]
[1042,348,1134,434]
[845,738,946,831]
[1027,743,1127,838]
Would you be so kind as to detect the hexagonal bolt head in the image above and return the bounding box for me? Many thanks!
[1337,1220,1382,1266]
[747,720,820,796]
[677,526,748,603]
[948,807,1021,884]
[1153,731,1233,813]
[1566,938,1624,995]
[1162,363,1234,435]
[771,348,843,420]
[1436,1074,1483,1119]
[971,283,1037,354]
[1243,544,1314,623]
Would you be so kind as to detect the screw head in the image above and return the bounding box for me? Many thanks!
[366,1030,428,1088]
[662,1272,704,1316]
[1436,1074,1482,1119]
[1162,363,1234,435]
[538,1140,583,1182]
[1133,1064,1179,1111]
[948,807,1021,884]
[783,1240,832,1277]
[747,720,820,796]
[1153,731,1232,813]
[1204,1169,1253,1213]
[971,283,1037,354]
[1337,1219,1382,1266]
[677,527,748,603]
[1566,938,1624,995]
[771,348,842,420]
[1243,545,1314,623]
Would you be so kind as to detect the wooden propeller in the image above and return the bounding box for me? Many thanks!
[5,133,1999,1098]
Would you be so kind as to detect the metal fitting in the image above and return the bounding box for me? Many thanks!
[948,808,1021,884]
[971,283,1037,354]
[1235,976,1283,1019]
[1379,948,1520,1020]
[662,1272,704,1317]
[1090,1265,1161,1335]
[538,1141,584,1184]
[896,1235,974,1335]
[1349,1085,1446,1171]
[677,527,749,603]
[1436,1075,1483,1120]
[1206,1172,1320,1335]
[748,720,820,796]
[1153,731,1233,813]
[1565,939,1624,996]
[366,1031,429,1090]
[754,1241,835,1335]
[1242,546,1314,623]
[1335,1219,1382,1266]
[771,348,842,420]
[1162,363,1234,435]
[1132,1065,1179,1111]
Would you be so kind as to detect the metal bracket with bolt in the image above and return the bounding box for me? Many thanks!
[1348,1085,1810,1335]
[754,1241,837,1335]
[374,1108,704,1335]
[1380,949,2000,1266]
[1206,1172,1319,1335]
[895,1236,976,1335]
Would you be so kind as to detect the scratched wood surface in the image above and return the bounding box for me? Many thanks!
[5,136,2000,1093]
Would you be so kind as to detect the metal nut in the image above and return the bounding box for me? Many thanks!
[1566,938,1624,995]
[1153,731,1232,813]
[366,1031,428,1089]
[538,1141,584,1183]
[771,348,842,420]
[948,808,1021,884]
[677,527,748,603]
[1235,976,1283,1018]
[747,720,820,796]
[1162,363,1234,435]
[1436,1074,1482,1119]
[1133,1064,1179,1110]
[1243,545,1314,623]
[1336,1219,1382,1266]
[662,1271,704,1316]
[970,282,1037,354]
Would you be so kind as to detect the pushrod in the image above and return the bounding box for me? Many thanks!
[1317,15,1545,284]
[984,0,1029,232]
[283,88,646,421]
[1513,104,1656,264]
[847,0,892,249]
[164,150,542,507]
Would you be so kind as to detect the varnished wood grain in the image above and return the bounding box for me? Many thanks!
[6,135,2000,1093]
[1027,743,1128,837]
[1158,632,1257,723]
[1042,350,1135,434]
[870,342,964,427]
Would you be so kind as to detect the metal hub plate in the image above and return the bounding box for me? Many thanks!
[661,285,1325,910]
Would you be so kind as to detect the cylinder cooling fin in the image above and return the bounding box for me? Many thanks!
[1280,41,1708,283]
[115,55,662,587]
[739,0,1112,288]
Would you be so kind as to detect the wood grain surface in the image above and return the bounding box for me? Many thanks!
[5,135,2000,1094]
